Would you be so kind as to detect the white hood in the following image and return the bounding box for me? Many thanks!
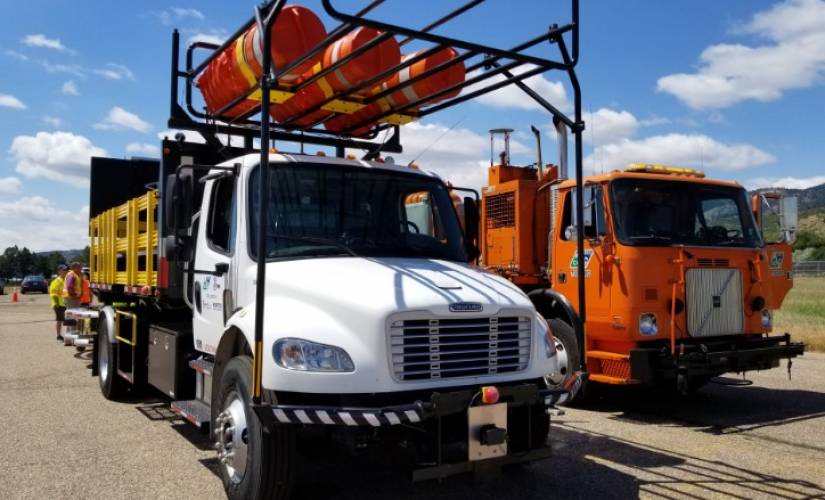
[230,257,557,394]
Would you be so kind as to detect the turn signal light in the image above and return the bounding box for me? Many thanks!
[481,386,500,404]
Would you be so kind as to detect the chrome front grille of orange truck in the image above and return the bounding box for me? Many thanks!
[390,316,531,381]
[686,268,745,337]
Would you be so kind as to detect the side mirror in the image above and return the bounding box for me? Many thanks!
[582,187,594,228]
[164,172,194,236]
[463,196,481,262]
[780,196,798,244]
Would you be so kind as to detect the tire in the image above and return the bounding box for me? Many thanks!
[97,317,127,400]
[215,356,295,500]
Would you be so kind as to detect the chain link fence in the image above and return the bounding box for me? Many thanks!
[794,261,825,276]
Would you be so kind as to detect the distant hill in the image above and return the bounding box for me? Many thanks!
[767,182,825,213]
[754,183,825,236]
[33,249,86,261]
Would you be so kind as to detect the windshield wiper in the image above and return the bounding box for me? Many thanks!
[267,235,359,257]
[630,234,672,241]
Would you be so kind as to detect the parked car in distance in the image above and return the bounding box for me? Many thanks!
[20,275,49,294]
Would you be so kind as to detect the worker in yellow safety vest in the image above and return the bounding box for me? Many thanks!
[50,265,68,341]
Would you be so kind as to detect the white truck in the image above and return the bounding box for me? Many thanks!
[84,1,588,498]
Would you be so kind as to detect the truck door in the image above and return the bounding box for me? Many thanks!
[754,193,796,310]
[192,176,237,355]
[551,185,610,319]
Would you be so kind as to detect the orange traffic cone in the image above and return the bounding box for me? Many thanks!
[11,288,19,303]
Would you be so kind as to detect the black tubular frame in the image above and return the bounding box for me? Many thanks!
[166,0,586,404]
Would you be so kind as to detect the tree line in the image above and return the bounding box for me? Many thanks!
[0,246,90,279]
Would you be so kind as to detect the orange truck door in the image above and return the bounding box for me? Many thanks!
[753,193,796,309]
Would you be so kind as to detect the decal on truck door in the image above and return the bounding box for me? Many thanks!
[569,249,594,278]
[201,275,224,312]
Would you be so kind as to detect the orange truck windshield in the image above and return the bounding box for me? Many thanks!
[610,178,762,248]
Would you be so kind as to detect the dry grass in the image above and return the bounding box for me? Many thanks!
[774,276,825,352]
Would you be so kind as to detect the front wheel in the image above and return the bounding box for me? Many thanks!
[214,356,295,500]
[544,318,588,404]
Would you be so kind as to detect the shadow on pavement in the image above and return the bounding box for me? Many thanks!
[577,382,825,446]
[555,425,825,500]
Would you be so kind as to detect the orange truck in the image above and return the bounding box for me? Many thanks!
[479,126,805,395]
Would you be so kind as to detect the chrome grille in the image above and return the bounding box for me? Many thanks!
[686,268,744,337]
[390,316,531,381]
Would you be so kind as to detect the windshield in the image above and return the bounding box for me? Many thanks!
[249,163,467,261]
[610,178,761,248]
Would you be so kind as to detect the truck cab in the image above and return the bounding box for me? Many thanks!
[481,155,804,393]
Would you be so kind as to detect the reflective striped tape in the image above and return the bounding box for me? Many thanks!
[269,406,424,426]
[234,36,258,87]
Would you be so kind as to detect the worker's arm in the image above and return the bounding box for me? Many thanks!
[49,280,60,308]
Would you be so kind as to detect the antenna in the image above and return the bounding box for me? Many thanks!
[489,128,514,166]
[407,115,466,166]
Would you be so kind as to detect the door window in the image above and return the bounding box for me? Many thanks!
[207,177,236,254]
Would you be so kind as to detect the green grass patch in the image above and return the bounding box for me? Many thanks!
[774,276,825,352]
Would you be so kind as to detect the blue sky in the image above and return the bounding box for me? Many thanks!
[1,0,824,250]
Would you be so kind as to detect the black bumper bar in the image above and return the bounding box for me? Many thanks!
[251,380,577,429]
[631,334,805,383]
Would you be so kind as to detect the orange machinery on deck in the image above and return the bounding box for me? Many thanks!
[480,129,804,393]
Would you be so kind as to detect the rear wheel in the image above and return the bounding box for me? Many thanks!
[97,319,127,400]
[215,356,295,500]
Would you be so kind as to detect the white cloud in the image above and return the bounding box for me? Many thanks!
[463,64,570,112]
[171,7,205,19]
[186,30,228,46]
[0,198,89,251]
[657,0,825,109]
[370,121,530,191]
[22,33,74,54]
[584,108,639,145]
[0,177,22,193]
[745,174,825,190]
[42,116,64,128]
[9,131,106,187]
[93,63,134,81]
[125,142,160,156]
[61,80,79,96]
[0,93,26,109]
[585,133,775,173]
[41,61,85,77]
[94,107,152,133]
[4,49,29,61]
[159,7,206,25]
[639,115,671,127]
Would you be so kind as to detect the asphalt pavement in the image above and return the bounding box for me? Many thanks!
[1,293,824,499]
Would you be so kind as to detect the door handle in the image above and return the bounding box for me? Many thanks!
[215,262,229,275]
[194,285,202,314]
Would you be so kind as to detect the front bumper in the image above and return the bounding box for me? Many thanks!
[252,379,578,429]
[630,333,805,383]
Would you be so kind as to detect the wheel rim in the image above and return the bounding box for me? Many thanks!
[544,336,570,389]
[98,329,109,382]
[215,391,249,484]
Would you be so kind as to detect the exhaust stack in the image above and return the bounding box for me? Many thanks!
[553,116,568,180]
[530,125,543,177]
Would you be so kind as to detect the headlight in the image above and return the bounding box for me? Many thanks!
[761,310,772,329]
[273,338,355,372]
[536,314,556,358]
[639,313,658,336]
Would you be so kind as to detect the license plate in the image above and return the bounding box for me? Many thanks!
[467,403,507,461]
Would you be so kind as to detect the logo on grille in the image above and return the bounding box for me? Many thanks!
[449,302,483,313]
